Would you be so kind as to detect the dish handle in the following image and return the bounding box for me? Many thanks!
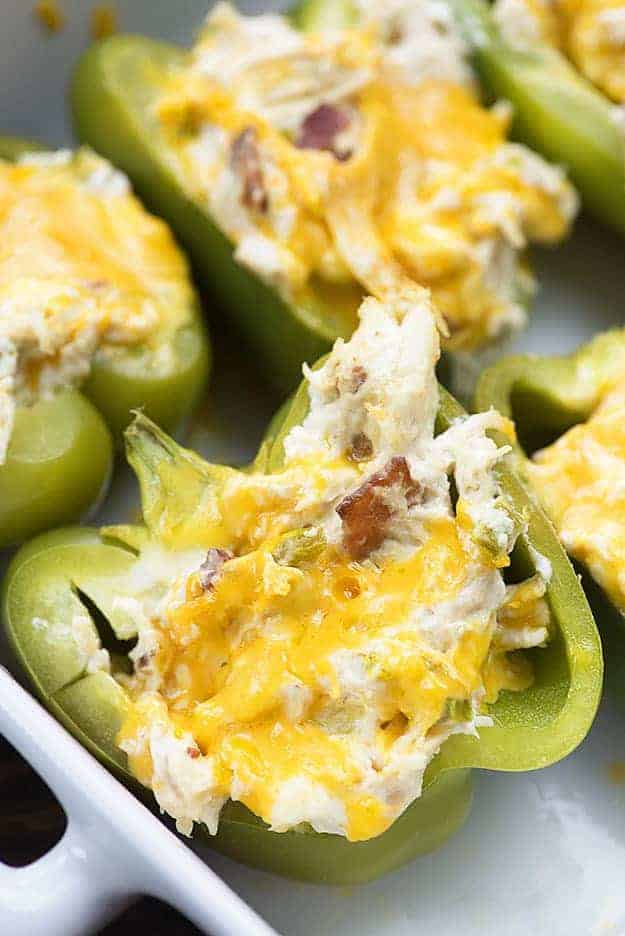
[0,823,134,936]
[0,666,279,936]
[0,667,139,936]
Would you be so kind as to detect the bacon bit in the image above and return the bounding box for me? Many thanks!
[296,104,352,161]
[348,365,367,394]
[136,649,157,670]
[231,127,269,213]
[341,577,361,600]
[334,365,367,399]
[347,431,373,463]
[199,548,233,591]
[186,746,201,759]
[388,22,403,44]
[336,456,422,560]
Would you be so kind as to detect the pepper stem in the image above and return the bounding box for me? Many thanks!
[124,412,235,547]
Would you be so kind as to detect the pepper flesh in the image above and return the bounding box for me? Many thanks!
[2,373,602,882]
[0,135,210,546]
[475,328,625,615]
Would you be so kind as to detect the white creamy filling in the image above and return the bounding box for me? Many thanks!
[611,104,625,136]
[0,302,109,464]
[19,148,131,197]
[528,544,553,582]
[286,294,439,464]
[489,143,579,223]
[357,0,475,87]
[234,232,308,292]
[119,713,227,836]
[413,568,507,651]
[195,2,304,85]
[196,3,371,133]
[0,339,17,463]
[493,0,547,47]
[597,7,625,45]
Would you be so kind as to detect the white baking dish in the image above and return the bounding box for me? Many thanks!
[2,2,625,934]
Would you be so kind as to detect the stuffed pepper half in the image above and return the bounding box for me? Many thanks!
[3,286,601,883]
[0,137,210,546]
[433,0,625,235]
[72,1,577,390]
[476,329,625,616]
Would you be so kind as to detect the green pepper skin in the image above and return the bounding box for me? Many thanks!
[292,0,358,29]
[444,0,625,236]
[474,328,625,616]
[0,391,113,548]
[0,136,211,546]
[71,38,345,394]
[2,376,602,883]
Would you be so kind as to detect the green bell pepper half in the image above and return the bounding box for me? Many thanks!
[2,371,602,883]
[474,327,625,615]
[0,135,210,547]
[70,0,539,394]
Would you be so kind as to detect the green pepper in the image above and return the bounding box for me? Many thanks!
[474,328,625,614]
[2,374,602,884]
[0,136,210,547]
[70,1,552,393]
[443,0,625,236]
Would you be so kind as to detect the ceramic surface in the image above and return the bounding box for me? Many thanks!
[1,2,625,934]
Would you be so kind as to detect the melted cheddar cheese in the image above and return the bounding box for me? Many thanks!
[156,1,577,353]
[115,290,550,841]
[530,378,625,612]
[494,0,625,104]
[0,148,194,463]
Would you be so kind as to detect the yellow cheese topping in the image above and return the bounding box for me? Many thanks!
[495,0,625,104]
[530,378,625,611]
[0,148,194,461]
[156,2,576,351]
